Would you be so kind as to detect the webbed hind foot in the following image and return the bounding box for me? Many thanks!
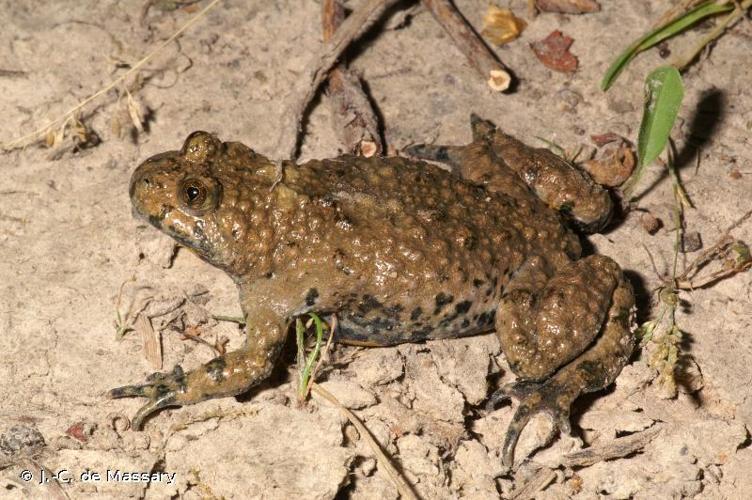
[488,378,574,469]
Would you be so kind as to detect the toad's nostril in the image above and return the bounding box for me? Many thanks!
[142,177,151,186]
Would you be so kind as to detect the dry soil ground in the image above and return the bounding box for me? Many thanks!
[1,0,751,498]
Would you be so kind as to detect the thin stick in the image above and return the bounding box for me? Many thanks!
[277,0,402,160]
[561,426,662,467]
[1,0,223,152]
[510,466,557,500]
[311,382,419,500]
[322,0,383,157]
[674,206,752,289]
[421,0,511,92]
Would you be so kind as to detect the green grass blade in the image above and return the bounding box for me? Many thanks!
[601,0,734,91]
[296,313,325,401]
[623,66,684,197]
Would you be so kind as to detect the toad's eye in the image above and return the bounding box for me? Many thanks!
[180,179,208,208]
[186,185,200,201]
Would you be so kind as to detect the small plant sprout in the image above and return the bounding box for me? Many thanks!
[295,312,333,402]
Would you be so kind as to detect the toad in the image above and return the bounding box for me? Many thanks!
[111,115,635,467]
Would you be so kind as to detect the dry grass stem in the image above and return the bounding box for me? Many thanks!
[311,382,419,500]
[1,0,222,153]
[672,0,752,70]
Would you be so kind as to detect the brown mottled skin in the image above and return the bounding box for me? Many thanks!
[111,116,635,467]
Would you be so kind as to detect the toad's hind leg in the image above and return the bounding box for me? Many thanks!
[492,256,635,467]
[406,114,613,233]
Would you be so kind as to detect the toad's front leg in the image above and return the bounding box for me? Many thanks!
[110,306,288,429]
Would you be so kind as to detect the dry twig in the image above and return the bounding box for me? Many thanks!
[277,0,402,160]
[510,466,558,500]
[561,426,662,467]
[675,207,752,289]
[422,0,511,91]
[322,0,383,157]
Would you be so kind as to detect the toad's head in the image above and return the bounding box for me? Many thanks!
[130,131,277,278]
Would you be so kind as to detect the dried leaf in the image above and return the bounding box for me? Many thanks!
[590,132,623,147]
[530,30,578,73]
[581,144,635,187]
[536,0,600,14]
[126,91,145,133]
[639,211,663,235]
[681,231,703,253]
[136,314,163,370]
[481,5,527,46]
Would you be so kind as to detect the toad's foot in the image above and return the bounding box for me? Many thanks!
[109,346,281,429]
[109,364,188,429]
[491,265,635,468]
[488,378,575,469]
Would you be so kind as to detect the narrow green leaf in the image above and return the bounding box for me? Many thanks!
[638,67,684,166]
[601,0,734,91]
[623,66,684,196]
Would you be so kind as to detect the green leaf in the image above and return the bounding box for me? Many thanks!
[638,67,684,165]
[601,0,734,91]
[623,66,684,197]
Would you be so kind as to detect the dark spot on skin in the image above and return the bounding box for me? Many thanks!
[334,325,371,343]
[359,295,382,314]
[193,220,205,240]
[410,307,422,321]
[455,300,472,314]
[232,228,241,240]
[305,288,319,306]
[343,314,399,338]
[148,214,163,228]
[434,293,454,314]
[410,325,434,342]
[385,304,404,317]
[205,357,226,383]
[461,319,470,328]
[577,360,608,389]
[476,310,496,327]
[486,288,493,297]
[263,272,273,279]
[434,207,448,222]
[473,279,484,288]
[506,360,520,375]
[317,194,335,207]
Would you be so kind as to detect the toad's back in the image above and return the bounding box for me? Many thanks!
[267,155,580,345]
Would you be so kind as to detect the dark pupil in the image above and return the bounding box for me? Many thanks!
[186,186,200,201]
